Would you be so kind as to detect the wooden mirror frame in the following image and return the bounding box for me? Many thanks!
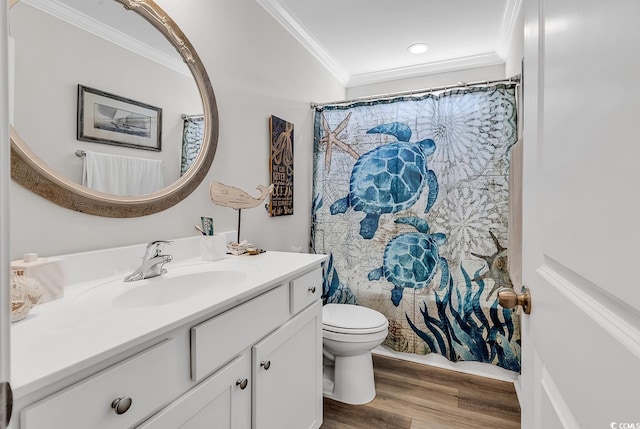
[9,0,219,217]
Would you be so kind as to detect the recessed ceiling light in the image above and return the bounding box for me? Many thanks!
[408,43,429,55]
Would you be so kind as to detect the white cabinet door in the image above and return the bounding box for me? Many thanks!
[252,301,322,429]
[138,351,251,429]
[521,0,640,427]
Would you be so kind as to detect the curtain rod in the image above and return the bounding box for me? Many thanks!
[181,113,204,120]
[310,74,521,109]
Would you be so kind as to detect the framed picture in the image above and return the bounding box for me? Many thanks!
[77,85,162,151]
[268,115,294,216]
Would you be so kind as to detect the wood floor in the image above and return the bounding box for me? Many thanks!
[321,354,520,429]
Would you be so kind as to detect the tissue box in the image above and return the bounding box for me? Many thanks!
[10,256,65,304]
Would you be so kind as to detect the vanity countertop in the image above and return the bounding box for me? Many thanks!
[10,249,326,399]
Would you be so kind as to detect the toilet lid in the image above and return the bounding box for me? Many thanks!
[322,304,388,332]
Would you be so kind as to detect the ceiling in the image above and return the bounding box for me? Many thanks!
[20,0,190,76]
[23,0,521,89]
[257,0,522,87]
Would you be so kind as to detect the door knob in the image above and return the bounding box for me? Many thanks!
[498,286,532,314]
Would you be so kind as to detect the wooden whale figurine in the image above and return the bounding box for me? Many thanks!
[210,181,274,209]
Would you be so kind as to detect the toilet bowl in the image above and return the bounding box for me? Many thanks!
[322,303,389,405]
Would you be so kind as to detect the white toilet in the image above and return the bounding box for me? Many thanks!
[322,303,389,405]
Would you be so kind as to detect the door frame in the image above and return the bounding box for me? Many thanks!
[1,1,13,427]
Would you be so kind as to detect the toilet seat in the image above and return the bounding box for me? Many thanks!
[322,304,388,335]
[323,326,388,343]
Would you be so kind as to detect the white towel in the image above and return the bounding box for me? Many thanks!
[82,151,164,195]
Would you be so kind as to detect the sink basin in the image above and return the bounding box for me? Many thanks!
[73,263,252,309]
[112,270,247,308]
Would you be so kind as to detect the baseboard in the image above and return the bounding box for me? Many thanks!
[372,345,520,383]
[513,374,523,408]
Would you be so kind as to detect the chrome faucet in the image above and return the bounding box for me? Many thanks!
[124,240,173,282]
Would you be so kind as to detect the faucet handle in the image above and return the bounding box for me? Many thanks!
[148,240,172,246]
[145,240,172,257]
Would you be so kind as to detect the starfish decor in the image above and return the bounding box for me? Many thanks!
[471,231,514,300]
[320,112,359,171]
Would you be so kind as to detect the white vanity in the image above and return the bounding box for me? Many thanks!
[9,237,326,429]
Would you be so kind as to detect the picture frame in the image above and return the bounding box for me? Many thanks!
[268,115,294,216]
[77,85,162,151]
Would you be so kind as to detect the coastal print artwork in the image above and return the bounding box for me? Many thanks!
[269,115,294,216]
[77,85,162,151]
[311,85,521,371]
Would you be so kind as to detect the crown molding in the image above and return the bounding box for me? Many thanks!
[256,0,350,86]
[22,0,191,77]
[348,53,504,88]
[257,0,515,88]
[495,0,523,60]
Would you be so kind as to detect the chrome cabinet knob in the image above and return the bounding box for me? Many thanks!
[498,286,532,314]
[236,378,248,390]
[111,396,132,415]
[308,286,316,294]
[260,360,271,370]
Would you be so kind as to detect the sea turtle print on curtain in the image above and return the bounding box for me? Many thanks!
[329,123,439,239]
[311,84,521,371]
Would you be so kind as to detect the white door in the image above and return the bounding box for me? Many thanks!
[520,0,640,428]
[1,2,12,428]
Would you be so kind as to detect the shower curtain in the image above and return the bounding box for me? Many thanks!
[180,116,204,176]
[311,84,521,371]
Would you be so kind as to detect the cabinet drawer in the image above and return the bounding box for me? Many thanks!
[190,285,289,382]
[21,339,182,429]
[290,268,322,315]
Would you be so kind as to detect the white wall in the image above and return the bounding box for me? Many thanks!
[9,0,345,259]
[11,3,201,186]
[346,64,505,98]
[504,4,524,79]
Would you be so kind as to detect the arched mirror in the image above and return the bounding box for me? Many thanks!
[8,0,218,217]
